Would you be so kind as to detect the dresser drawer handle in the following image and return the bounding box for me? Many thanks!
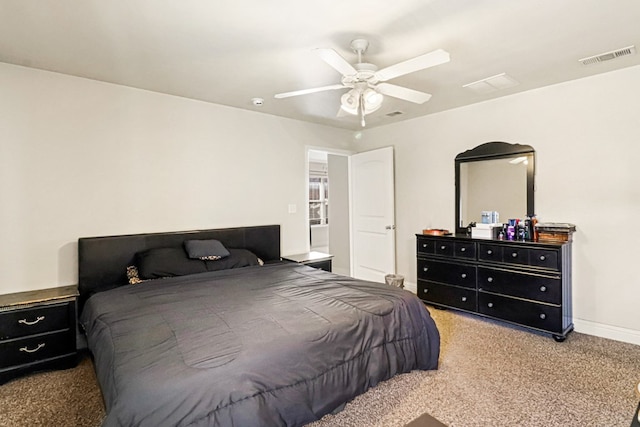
[19,343,45,353]
[460,247,466,252]
[461,273,467,279]
[540,286,547,292]
[422,243,427,248]
[461,297,467,302]
[487,302,494,308]
[423,289,429,294]
[440,245,446,250]
[539,313,546,320]
[423,267,429,272]
[539,255,546,261]
[487,250,492,255]
[487,277,493,283]
[512,252,518,258]
[18,316,45,326]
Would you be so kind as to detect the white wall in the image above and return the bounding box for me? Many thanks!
[0,63,352,295]
[353,64,640,345]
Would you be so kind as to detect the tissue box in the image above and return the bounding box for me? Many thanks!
[472,223,500,240]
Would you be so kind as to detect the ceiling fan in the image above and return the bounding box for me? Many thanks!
[274,39,450,127]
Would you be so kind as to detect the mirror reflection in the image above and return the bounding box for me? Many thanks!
[459,156,530,227]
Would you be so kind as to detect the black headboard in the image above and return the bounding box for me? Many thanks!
[78,224,281,307]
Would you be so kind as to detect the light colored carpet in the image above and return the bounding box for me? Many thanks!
[1,308,639,427]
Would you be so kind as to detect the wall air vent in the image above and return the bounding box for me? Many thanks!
[386,111,403,117]
[579,45,636,65]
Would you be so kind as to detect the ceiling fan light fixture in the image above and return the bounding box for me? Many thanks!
[363,88,383,109]
[340,90,360,114]
[341,88,383,116]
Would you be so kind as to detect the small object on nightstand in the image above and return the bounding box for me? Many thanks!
[0,285,79,384]
[282,251,333,272]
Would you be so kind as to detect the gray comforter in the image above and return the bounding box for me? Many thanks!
[81,263,440,427]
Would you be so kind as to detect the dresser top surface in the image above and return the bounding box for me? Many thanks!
[0,285,78,308]
[416,233,569,248]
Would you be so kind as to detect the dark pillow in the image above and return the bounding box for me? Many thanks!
[136,247,208,279]
[184,239,231,261]
[204,248,262,271]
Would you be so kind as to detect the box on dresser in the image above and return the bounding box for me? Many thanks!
[416,234,573,341]
[0,285,79,384]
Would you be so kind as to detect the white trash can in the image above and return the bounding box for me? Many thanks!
[385,274,404,288]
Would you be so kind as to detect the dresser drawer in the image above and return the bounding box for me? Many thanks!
[478,267,561,304]
[418,281,477,311]
[528,248,559,270]
[478,292,563,333]
[478,243,503,262]
[454,241,476,259]
[0,303,71,340]
[417,259,476,289]
[433,239,454,257]
[0,330,74,369]
[416,237,435,255]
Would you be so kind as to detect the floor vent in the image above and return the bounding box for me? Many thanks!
[579,45,636,65]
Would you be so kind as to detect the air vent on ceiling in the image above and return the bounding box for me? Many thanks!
[579,45,636,65]
[386,111,404,117]
[462,73,519,94]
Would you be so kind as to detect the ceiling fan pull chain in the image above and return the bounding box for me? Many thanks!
[359,94,366,127]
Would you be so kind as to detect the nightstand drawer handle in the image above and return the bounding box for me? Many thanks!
[461,273,467,279]
[460,247,466,252]
[440,245,446,250]
[18,316,45,326]
[540,255,546,261]
[487,250,493,255]
[19,343,45,353]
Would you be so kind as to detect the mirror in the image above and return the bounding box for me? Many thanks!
[455,142,535,234]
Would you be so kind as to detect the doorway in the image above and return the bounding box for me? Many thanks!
[307,149,351,276]
[306,146,396,281]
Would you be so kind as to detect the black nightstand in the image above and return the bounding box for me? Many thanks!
[282,251,334,272]
[0,285,79,384]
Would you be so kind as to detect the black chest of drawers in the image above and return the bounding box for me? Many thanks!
[0,285,79,384]
[417,234,573,341]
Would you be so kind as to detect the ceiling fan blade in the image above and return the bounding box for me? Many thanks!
[314,48,357,76]
[375,49,450,82]
[376,83,432,104]
[274,84,345,99]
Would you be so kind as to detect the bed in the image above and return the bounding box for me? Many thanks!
[78,225,440,427]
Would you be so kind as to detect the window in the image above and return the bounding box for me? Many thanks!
[309,173,329,225]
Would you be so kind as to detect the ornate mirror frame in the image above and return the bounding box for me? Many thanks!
[455,141,535,235]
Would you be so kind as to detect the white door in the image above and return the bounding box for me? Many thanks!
[350,146,396,282]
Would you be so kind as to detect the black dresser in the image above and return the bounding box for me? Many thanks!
[416,234,573,341]
[0,285,78,383]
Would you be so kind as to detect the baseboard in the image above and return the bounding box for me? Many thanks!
[404,280,417,295]
[405,280,640,347]
[573,318,640,346]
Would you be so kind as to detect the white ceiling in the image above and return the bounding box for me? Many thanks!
[2,0,640,130]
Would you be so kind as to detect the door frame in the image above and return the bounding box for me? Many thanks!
[305,146,353,256]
